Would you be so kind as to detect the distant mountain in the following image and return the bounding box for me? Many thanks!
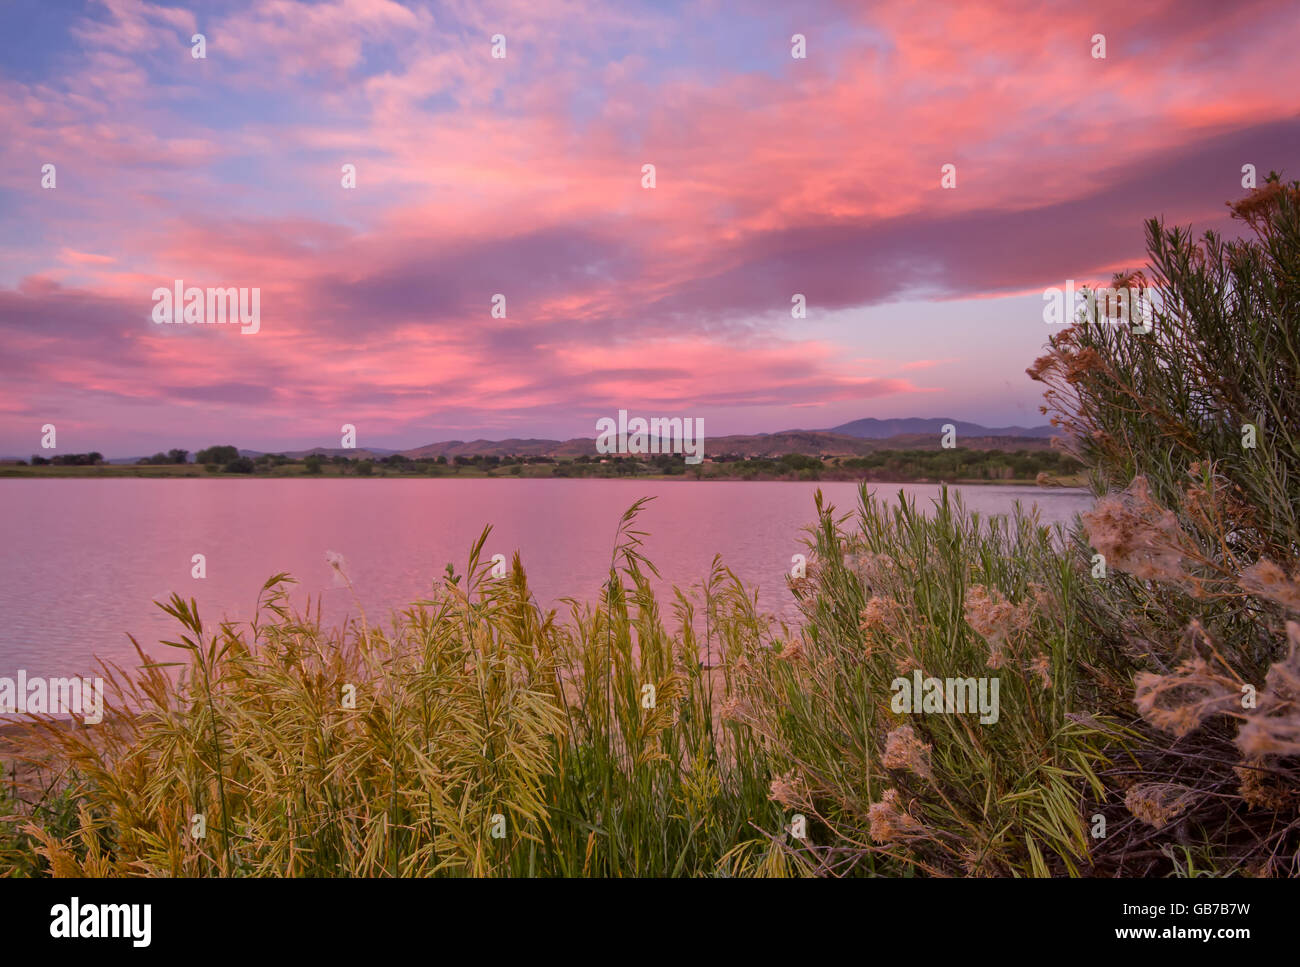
[76,418,1057,464]
[825,417,1054,439]
[704,431,873,457]
[402,438,593,459]
[396,430,1052,460]
[704,430,1053,457]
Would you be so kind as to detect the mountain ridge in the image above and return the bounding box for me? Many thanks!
[821,417,1054,439]
[5,418,1056,463]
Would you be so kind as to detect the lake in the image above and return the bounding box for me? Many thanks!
[0,479,1093,681]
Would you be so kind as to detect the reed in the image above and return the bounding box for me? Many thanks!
[0,489,1118,878]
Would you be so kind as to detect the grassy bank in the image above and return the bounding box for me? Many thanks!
[0,490,1112,877]
[0,447,1081,485]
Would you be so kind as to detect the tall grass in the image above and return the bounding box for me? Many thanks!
[0,487,1119,878]
[0,506,792,877]
[8,537,570,877]
[729,489,1115,876]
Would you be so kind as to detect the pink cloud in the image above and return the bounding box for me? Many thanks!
[58,249,117,265]
[2,0,1297,452]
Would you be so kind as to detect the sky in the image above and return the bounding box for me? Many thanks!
[1,0,1297,457]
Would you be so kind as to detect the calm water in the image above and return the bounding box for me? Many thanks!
[0,479,1093,679]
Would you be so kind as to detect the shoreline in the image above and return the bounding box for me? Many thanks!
[0,469,1087,488]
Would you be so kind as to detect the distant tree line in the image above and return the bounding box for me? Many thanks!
[16,445,1080,482]
[838,448,1080,480]
[29,452,103,466]
[137,449,189,465]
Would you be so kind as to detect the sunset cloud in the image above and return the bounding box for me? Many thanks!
[1,0,1296,455]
